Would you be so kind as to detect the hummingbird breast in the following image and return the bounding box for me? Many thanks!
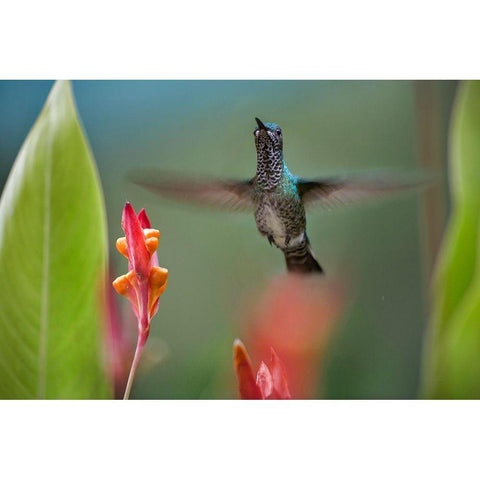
[254,193,306,250]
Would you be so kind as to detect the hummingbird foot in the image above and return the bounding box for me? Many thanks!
[267,234,275,246]
[285,234,291,248]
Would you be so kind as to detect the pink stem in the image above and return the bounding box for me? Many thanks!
[123,278,150,400]
[123,337,144,400]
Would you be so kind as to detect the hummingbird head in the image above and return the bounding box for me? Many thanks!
[253,117,285,188]
[253,117,283,153]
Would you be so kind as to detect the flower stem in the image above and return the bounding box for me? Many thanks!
[123,338,143,400]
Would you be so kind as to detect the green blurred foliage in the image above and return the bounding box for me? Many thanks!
[0,81,111,399]
[423,81,480,398]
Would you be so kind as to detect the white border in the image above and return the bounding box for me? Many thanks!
[1,400,478,479]
[1,2,479,478]
[1,0,479,79]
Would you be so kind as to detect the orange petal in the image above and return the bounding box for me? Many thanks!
[145,237,159,255]
[233,339,262,400]
[115,237,128,258]
[112,274,131,296]
[149,266,168,289]
[148,266,168,315]
[144,228,160,240]
[112,272,139,319]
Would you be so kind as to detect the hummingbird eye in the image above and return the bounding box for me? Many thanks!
[276,129,282,135]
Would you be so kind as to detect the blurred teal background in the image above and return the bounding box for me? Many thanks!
[0,81,457,398]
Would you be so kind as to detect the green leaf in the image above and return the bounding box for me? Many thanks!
[0,81,112,399]
[422,81,480,398]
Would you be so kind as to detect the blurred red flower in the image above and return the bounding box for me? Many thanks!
[233,339,291,399]
[243,275,345,398]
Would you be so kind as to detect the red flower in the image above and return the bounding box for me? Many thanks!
[112,203,168,398]
[243,275,344,398]
[233,339,291,399]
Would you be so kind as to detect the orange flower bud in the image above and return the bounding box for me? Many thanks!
[116,237,128,258]
[148,266,168,314]
[144,228,160,240]
[145,237,159,255]
[112,274,131,296]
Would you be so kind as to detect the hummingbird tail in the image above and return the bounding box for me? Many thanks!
[284,237,323,274]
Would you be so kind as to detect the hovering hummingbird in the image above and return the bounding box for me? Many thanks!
[133,117,423,274]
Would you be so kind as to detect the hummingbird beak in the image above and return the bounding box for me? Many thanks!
[255,117,267,131]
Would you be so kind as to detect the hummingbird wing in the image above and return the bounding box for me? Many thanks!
[297,174,428,209]
[131,172,255,212]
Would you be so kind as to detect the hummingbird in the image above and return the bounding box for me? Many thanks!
[133,117,422,274]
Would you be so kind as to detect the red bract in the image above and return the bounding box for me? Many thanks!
[113,203,168,346]
[233,339,291,400]
[112,203,168,398]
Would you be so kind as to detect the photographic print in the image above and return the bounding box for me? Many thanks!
[0,80,472,400]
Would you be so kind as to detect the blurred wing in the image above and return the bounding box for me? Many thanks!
[130,171,255,212]
[298,174,430,209]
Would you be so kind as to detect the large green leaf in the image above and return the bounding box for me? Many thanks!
[0,81,111,399]
[422,81,480,398]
